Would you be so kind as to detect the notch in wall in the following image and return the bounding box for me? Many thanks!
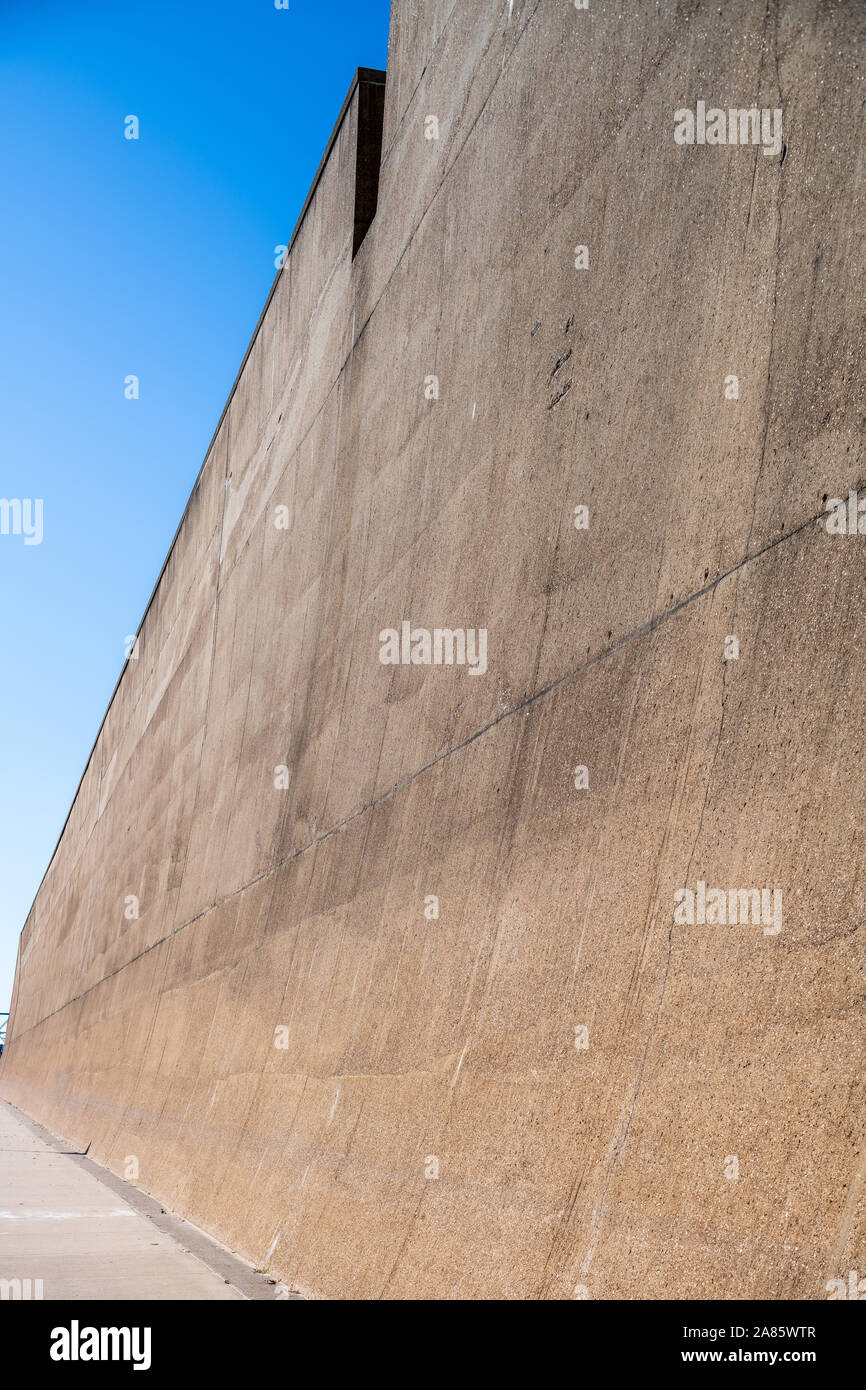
[353,69,386,257]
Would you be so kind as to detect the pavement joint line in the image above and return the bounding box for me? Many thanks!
[0,1100,304,1301]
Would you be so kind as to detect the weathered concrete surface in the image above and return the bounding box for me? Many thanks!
[1,0,864,1299]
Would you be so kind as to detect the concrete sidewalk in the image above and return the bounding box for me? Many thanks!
[0,1101,266,1300]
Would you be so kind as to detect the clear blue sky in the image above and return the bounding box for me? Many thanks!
[0,0,392,1013]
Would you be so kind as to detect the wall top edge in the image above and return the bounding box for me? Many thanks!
[18,64,387,943]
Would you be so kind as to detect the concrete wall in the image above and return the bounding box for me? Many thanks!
[2,0,864,1299]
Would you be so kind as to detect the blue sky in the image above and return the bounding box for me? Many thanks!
[0,0,392,1012]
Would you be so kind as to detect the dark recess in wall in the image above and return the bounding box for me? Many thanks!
[353,69,386,257]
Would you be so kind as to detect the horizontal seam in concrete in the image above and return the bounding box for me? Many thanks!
[7,493,844,1045]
